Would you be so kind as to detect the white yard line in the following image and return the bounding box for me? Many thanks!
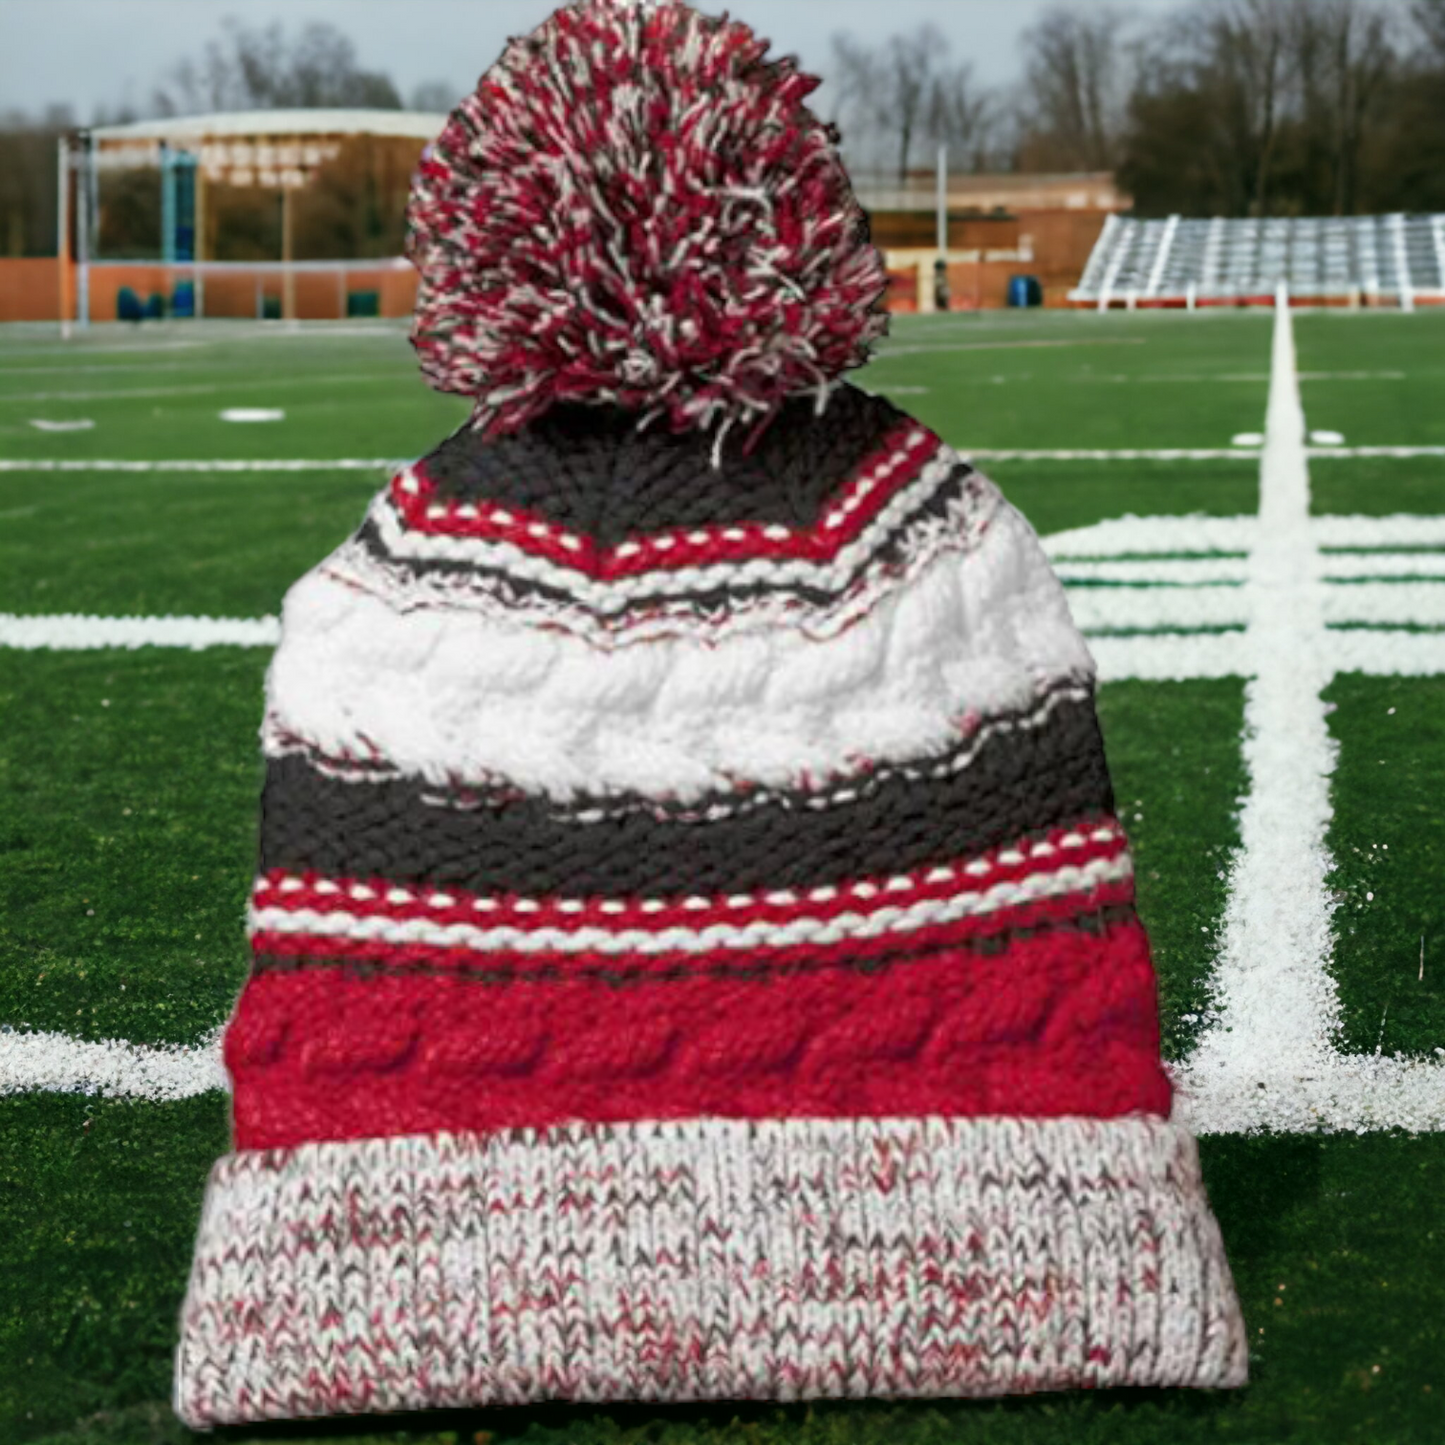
[1322,582,1445,626]
[1176,294,1445,1134]
[0,614,279,649]
[1066,587,1249,632]
[1056,557,1250,584]
[0,1026,226,1100]
[0,445,1438,473]
[0,458,404,472]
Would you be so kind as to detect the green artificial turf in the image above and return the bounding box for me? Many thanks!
[1097,681,1247,1061]
[0,468,380,617]
[867,311,1272,452]
[3,1102,1442,1445]
[1311,457,1445,518]
[0,325,467,463]
[0,649,262,1046]
[1293,312,1445,448]
[5,308,1445,1445]
[990,461,1257,538]
[1323,675,1445,1058]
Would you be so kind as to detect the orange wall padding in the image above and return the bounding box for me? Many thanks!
[0,258,63,321]
[0,258,422,323]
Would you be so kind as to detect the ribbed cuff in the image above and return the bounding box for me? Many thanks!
[174,1115,1247,1427]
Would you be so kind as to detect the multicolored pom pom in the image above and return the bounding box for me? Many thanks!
[405,0,890,459]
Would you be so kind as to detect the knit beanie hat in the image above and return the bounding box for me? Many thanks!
[173,0,1247,1426]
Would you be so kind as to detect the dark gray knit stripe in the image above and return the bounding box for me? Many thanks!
[417,383,908,545]
[257,693,1113,899]
[356,458,976,618]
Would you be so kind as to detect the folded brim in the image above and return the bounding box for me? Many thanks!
[174,1114,1247,1427]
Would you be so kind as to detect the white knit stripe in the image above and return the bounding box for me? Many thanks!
[248,854,1133,957]
[366,445,974,607]
[173,1117,1247,1427]
[262,499,1093,802]
[265,682,1095,821]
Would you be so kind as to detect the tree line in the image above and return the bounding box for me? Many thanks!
[2,2,1444,261]
[833,0,1445,216]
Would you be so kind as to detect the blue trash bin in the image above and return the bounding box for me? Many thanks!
[1007,275,1043,308]
[172,280,195,318]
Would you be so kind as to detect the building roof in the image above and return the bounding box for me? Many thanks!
[89,109,448,144]
[854,171,1129,215]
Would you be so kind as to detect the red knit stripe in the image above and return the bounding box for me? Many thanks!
[250,821,1126,937]
[388,421,937,575]
[226,914,1170,1150]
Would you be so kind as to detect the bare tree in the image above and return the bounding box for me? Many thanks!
[408,81,461,114]
[1293,0,1395,214]
[830,26,999,177]
[1018,6,1133,171]
[153,19,402,116]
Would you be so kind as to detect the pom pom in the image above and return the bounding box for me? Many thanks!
[405,0,889,458]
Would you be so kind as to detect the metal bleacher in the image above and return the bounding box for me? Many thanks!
[1071,212,1445,310]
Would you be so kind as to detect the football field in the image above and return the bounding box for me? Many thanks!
[1,304,1443,1444]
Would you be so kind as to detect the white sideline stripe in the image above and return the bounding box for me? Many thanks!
[1322,582,1445,626]
[1317,515,1445,547]
[1328,630,1445,674]
[0,1027,226,1100]
[1323,553,1445,579]
[1176,295,1445,1135]
[5,617,1439,681]
[0,445,1440,473]
[970,448,1260,461]
[1045,515,1259,558]
[1056,557,1249,584]
[1067,587,1248,632]
[0,614,279,650]
[1088,633,1247,681]
[1310,445,1445,459]
[0,458,404,473]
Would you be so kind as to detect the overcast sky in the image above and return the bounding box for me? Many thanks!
[1,0,1198,123]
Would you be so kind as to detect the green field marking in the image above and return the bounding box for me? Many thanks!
[867,312,1273,451]
[0,650,261,1047]
[1323,674,1445,1059]
[4,1105,1441,1445]
[1294,312,1445,448]
[1097,680,1246,1062]
[0,467,379,617]
[1311,456,1445,517]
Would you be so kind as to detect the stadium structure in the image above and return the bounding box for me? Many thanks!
[1072,212,1445,311]
[50,109,446,328]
